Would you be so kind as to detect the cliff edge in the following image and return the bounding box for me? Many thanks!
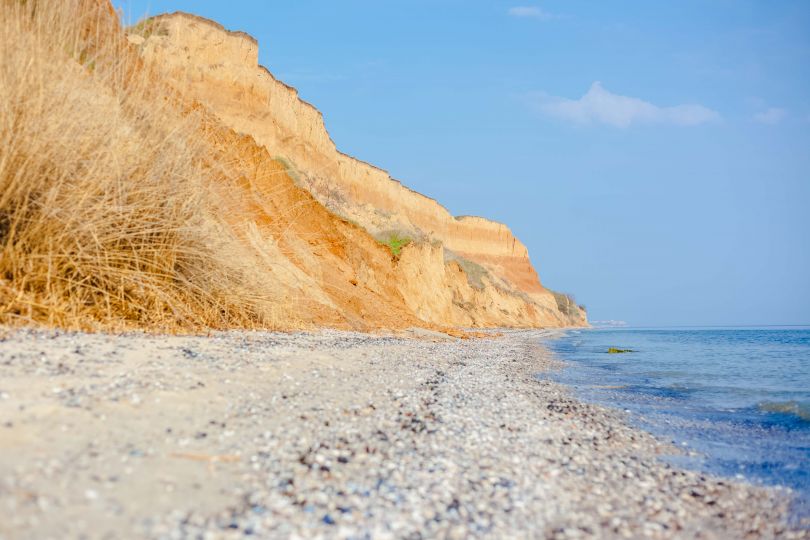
[127,13,587,328]
[0,0,584,332]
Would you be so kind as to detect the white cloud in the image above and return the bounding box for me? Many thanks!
[526,82,720,127]
[753,107,787,125]
[508,6,553,19]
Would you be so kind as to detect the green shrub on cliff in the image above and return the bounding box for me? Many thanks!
[376,231,412,257]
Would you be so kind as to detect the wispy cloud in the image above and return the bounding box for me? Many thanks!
[526,82,720,127]
[753,107,787,125]
[508,6,554,20]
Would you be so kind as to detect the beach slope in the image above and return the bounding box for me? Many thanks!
[0,330,800,538]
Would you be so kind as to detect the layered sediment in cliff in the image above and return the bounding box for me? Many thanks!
[125,12,586,328]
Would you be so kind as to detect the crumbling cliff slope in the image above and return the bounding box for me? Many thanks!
[0,0,585,331]
[127,13,587,329]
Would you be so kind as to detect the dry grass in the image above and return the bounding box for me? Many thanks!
[0,0,278,331]
[550,291,581,319]
[443,250,489,290]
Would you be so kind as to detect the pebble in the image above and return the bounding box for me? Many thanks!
[0,328,804,538]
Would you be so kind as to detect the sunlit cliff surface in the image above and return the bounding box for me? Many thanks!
[0,1,586,331]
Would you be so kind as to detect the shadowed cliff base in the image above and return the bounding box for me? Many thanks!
[0,0,586,332]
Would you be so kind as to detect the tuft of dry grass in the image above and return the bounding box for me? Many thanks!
[443,249,489,290]
[0,0,279,331]
[550,290,582,320]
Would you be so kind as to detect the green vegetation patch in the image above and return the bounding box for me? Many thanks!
[376,230,412,257]
[607,347,635,354]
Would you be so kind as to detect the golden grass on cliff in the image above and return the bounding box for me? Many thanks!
[0,0,279,330]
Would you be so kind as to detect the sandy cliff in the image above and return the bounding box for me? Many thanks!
[127,13,586,328]
[0,0,584,331]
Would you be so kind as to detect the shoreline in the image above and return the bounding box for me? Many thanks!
[0,329,804,538]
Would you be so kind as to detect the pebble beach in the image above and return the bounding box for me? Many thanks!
[0,329,805,539]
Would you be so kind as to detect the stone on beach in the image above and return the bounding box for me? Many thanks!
[0,329,804,538]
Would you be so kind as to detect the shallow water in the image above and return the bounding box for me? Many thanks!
[542,327,810,517]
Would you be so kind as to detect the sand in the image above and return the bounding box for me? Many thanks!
[0,329,804,538]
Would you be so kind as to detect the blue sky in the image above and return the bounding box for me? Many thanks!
[116,1,810,326]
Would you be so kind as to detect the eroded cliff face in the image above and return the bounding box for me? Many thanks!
[127,12,587,328]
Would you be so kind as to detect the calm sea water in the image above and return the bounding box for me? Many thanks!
[542,327,810,516]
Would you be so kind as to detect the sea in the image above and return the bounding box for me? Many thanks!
[542,327,810,519]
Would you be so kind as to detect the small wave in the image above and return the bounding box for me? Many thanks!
[758,401,810,422]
